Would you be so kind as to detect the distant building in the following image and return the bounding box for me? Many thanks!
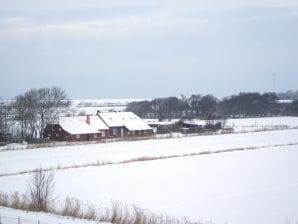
[43,112,153,141]
[87,115,110,138]
[43,115,108,141]
[178,120,205,134]
[98,112,153,137]
[146,120,176,134]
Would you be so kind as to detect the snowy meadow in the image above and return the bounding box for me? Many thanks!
[0,117,298,224]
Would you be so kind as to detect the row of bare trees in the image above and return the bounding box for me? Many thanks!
[126,95,218,120]
[126,92,298,120]
[0,87,70,142]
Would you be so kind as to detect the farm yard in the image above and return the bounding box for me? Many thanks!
[0,117,298,224]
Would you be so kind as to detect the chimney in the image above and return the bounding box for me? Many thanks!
[87,115,90,125]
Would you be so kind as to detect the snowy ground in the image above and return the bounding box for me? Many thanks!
[69,98,148,115]
[225,116,298,132]
[0,207,100,224]
[1,144,297,224]
[145,116,298,133]
[0,118,298,224]
[0,129,298,175]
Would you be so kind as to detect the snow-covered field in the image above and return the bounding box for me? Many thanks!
[0,117,298,224]
[1,144,298,224]
[0,129,298,175]
[225,116,298,132]
[145,116,298,133]
[69,98,148,115]
[0,207,99,224]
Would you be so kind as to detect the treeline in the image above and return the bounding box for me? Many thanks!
[126,92,298,120]
[278,90,298,100]
[0,87,69,142]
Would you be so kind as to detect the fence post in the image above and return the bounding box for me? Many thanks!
[0,214,2,224]
[18,216,21,224]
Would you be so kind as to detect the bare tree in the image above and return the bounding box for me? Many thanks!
[28,169,55,211]
[14,90,39,140]
[0,99,13,134]
[36,87,70,138]
[13,87,70,140]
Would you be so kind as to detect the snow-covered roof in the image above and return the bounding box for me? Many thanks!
[144,119,176,126]
[277,100,293,104]
[99,112,152,131]
[88,115,109,130]
[182,120,206,126]
[59,116,100,135]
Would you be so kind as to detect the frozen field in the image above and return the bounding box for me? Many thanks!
[225,116,298,132]
[1,145,297,224]
[69,98,148,115]
[0,207,99,224]
[0,129,298,175]
[0,121,298,224]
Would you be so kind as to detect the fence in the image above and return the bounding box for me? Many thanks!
[0,214,59,224]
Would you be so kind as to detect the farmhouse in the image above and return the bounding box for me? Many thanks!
[43,112,152,141]
[98,112,153,137]
[87,115,110,138]
[43,115,109,141]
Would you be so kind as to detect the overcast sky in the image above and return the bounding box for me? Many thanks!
[0,0,297,99]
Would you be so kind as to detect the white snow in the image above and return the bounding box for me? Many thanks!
[1,117,298,224]
[225,116,298,132]
[182,120,206,126]
[59,116,100,135]
[1,145,297,224]
[0,207,101,224]
[0,143,27,151]
[88,115,109,130]
[0,129,298,175]
[99,112,152,131]
[69,98,149,115]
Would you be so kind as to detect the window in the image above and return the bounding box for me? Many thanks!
[94,133,97,138]
[76,135,80,139]
[113,128,117,136]
[56,134,59,137]
[48,133,51,137]
[102,131,105,137]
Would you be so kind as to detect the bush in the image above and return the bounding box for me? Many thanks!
[27,169,55,211]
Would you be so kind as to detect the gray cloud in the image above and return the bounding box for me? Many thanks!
[0,0,297,99]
